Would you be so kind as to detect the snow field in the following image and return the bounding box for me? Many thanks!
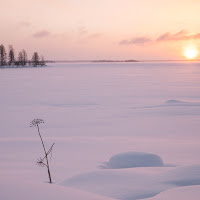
[1,62,200,200]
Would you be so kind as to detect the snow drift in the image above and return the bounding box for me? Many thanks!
[62,169,165,200]
[146,186,200,200]
[0,177,115,200]
[163,165,200,186]
[63,164,200,200]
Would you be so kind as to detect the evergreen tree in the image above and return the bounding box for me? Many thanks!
[0,44,7,66]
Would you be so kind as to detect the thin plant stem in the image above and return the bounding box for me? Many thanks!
[37,124,52,183]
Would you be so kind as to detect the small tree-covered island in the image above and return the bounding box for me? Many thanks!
[0,44,46,67]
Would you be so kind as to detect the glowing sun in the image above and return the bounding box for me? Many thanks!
[184,47,199,59]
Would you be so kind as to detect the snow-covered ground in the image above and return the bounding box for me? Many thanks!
[1,62,200,200]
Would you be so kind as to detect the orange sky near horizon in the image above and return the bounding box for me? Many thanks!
[0,0,200,60]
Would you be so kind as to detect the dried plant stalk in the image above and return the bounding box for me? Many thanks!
[30,119,54,183]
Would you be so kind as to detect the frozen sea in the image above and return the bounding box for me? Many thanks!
[1,62,200,200]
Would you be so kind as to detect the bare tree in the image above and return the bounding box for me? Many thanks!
[30,119,54,183]
[22,49,28,66]
[0,45,46,67]
[18,49,28,66]
[32,52,40,67]
[8,45,15,66]
[0,44,7,66]
[18,51,23,66]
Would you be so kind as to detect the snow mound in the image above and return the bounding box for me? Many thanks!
[164,165,200,186]
[103,152,164,169]
[165,99,185,104]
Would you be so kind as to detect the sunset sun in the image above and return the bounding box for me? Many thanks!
[184,47,199,60]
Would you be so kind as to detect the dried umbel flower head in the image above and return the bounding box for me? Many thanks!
[30,119,44,127]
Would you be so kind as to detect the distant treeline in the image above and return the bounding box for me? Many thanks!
[0,44,46,67]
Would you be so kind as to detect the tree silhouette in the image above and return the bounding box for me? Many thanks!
[8,45,15,66]
[32,52,40,67]
[18,51,23,66]
[18,49,28,66]
[22,49,28,66]
[0,44,7,66]
[0,44,46,67]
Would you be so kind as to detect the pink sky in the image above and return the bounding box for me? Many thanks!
[0,0,200,60]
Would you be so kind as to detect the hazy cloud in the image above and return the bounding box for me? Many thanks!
[33,30,51,38]
[156,30,200,41]
[120,30,200,45]
[119,37,152,45]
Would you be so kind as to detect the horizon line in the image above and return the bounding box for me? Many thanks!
[46,59,200,63]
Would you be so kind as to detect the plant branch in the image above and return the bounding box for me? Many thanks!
[41,143,55,161]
